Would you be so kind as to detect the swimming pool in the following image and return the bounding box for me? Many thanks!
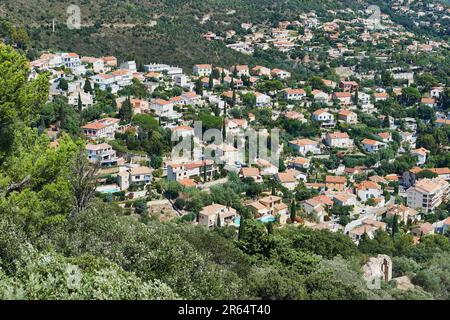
[259,215,276,223]
[96,185,121,194]
[233,215,276,226]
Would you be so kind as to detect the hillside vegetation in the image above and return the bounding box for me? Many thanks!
[0,0,359,70]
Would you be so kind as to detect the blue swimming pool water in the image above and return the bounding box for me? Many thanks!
[259,215,276,223]
[98,187,121,194]
[234,215,275,226]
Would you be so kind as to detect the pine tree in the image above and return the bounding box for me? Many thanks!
[272,185,276,196]
[353,88,359,105]
[221,70,225,84]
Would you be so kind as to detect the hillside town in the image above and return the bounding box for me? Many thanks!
[1,0,450,303]
[29,10,450,245]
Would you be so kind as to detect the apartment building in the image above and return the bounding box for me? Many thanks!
[407,178,449,213]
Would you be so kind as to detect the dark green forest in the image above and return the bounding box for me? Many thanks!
[0,0,359,71]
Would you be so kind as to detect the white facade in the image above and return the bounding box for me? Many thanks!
[255,93,271,107]
[193,64,212,77]
[407,178,449,213]
[289,139,321,155]
[86,143,118,167]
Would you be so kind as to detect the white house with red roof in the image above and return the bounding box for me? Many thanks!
[226,119,248,133]
[171,126,195,139]
[284,88,306,100]
[325,132,354,148]
[411,147,430,166]
[82,118,120,140]
[181,91,202,105]
[407,178,449,213]
[339,80,359,92]
[251,65,271,77]
[199,204,238,229]
[193,64,212,77]
[150,99,176,119]
[356,181,382,202]
[271,68,291,79]
[338,109,357,124]
[312,109,335,128]
[61,52,81,68]
[311,89,329,104]
[167,160,218,181]
[86,143,119,167]
[233,65,250,77]
[361,138,387,153]
[255,92,271,107]
[289,157,311,170]
[332,92,352,105]
[420,97,436,107]
[289,139,321,155]
[374,92,389,102]
[91,73,116,91]
[377,132,392,143]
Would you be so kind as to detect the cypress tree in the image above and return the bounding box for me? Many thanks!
[267,221,273,234]
[392,214,399,237]
[231,89,236,107]
[353,88,359,105]
[216,212,222,228]
[290,201,297,223]
[203,161,207,182]
[232,65,238,78]
[222,103,227,141]
[77,92,83,113]
[238,215,245,240]
[209,72,214,89]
